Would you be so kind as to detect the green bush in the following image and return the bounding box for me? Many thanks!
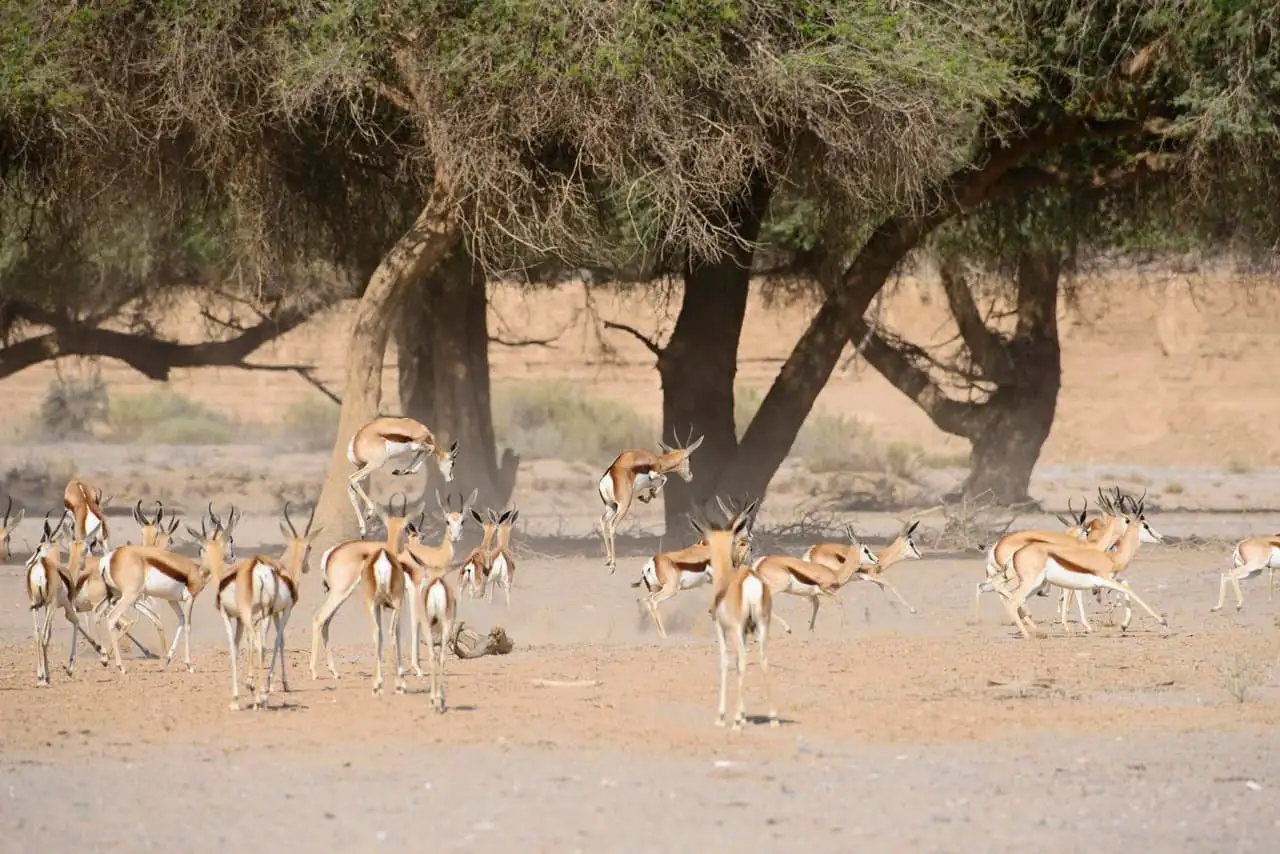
[107,391,237,444]
[493,381,655,462]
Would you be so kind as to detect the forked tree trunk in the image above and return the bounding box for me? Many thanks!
[658,177,770,529]
[311,176,461,547]
[954,251,1062,502]
[396,244,518,511]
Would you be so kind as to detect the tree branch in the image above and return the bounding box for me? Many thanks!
[848,318,976,437]
[488,333,559,349]
[601,320,663,358]
[937,256,1015,383]
[0,304,318,382]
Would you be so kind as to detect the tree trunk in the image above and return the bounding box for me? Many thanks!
[658,177,770,528]
[955,250,1062,502]
[396,244,518,512]
[312,174,461,547]
[713,229,905,500]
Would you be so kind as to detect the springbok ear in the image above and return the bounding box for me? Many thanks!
[185,524,202,541]
[1055,514,1073,528]
[470,508,484,525]
[685,434,705,453]
[688,515,708,538]
[465,488,479,509]
[449,440,459,453]
[906,520,919,536]
[12,508,25,527]
[508,508,519,525]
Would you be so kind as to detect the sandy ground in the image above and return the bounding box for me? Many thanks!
[2,510,1278,853]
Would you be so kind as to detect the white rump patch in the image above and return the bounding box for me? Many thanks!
[85,509,103,538]
[29,563,48,598]
[373,552,394,589]
[641,558,657,588]
[598,473,615,504]
[491,553,509,581]
[426,582,448,617]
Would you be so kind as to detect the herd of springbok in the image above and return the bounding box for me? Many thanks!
[11,415,1280,729]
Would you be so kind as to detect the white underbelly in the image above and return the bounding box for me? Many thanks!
[1043,561,1110,591]
[384,440,419,459]
[145,567,189,601]
[634,472,660,491]
[783,576,821,596]
[679,569,711,590]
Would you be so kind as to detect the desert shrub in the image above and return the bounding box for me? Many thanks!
[39,374,110,439]
[279,396,340,451]
[735,385,906,475]
[107,391,237,444]
[493,381,654,462]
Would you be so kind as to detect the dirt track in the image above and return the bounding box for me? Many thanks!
[2,522,1278,853]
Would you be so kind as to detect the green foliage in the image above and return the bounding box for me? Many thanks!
[106,390,237,445]
[492,380,655,462]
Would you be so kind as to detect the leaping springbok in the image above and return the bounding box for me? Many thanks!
[597,431,705,572]
[346,416,459,537]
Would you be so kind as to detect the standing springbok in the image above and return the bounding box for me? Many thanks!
[459,508,499,598]
[64,479,111,553]
[100,504,235,673]
[406,550,457,713]
[346,416,459,537]
[597,432,705,572]
[25,513,104,685]
[483,508,519,605]
[1211,533,1280,612]
[309,495,413,680]
[216,502,321,710]
[691,498,776,731]
[400,489,476,678]
[1,496,26,561]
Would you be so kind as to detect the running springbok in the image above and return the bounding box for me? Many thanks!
[64,479,111,552]
[994,495,1168,639]
[406,550,456,712]
[309,494,413,680]
[975,490,1130,622]
[597,431,705,572]
[1,496,26,561]
[100,504,235,673]
[804,521,922,614]
[1211,533,1280,612]
[690,498,776,730]
[71,500,181,662]
[216,502,321,710]
[631,524,756,638]
[25,513,104,685]
[346,416,459,537]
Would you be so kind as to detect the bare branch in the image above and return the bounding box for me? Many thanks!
[601,320,663,358]
[937,257,1015,383]
[488,334,558,349]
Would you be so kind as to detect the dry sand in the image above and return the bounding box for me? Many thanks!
[1,515,1278,853]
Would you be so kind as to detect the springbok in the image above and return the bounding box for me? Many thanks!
[346,416,458,537]
[690,498,776,731]
[99,504,234,673]
[1211,533,1280,613]
[406,550,457,713]
[597,431,705,572]
[25,513,104,685]
[310,494,412,680]
[216,502,321,710]
[994,495,1168,639]
[63,479,111,553]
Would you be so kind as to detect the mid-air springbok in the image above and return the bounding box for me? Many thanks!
[597,431,705,572]
[346,415,459,537]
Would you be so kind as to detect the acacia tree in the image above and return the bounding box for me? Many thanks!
[708,0,1280,502]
